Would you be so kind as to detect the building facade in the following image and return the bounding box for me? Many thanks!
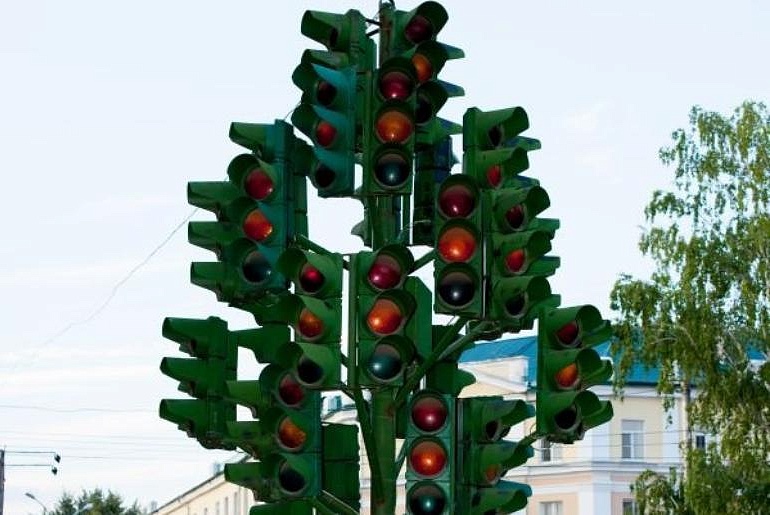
[154,336,686,515]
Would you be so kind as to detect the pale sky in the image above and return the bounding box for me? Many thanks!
[1,0,768,513]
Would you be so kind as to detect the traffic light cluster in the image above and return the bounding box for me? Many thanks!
[162,2,616,514]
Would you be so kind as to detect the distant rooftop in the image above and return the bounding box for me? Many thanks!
[459,335,660,387]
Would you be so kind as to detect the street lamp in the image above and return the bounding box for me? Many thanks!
[24,492,48,514]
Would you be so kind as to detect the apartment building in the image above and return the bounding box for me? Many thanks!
[153,335,687,515]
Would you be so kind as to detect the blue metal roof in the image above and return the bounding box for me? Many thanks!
[459,336,660,386]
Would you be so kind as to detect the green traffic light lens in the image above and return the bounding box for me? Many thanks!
[437,270,475,308]
[555,405,579,431]
[242,251,272,284]
[296,356,324,386]
[411,394,448,433]
[278,461,306,494]
[367,342,403,382]
[407,483,446,515]
[505,294,526,317]
[374,151,410,189]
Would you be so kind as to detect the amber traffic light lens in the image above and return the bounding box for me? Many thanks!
[368,253,403,290]
[245,167,274,200]
[278,373,305,407]
[555,363,579,389]
[278,461,306,494]
[505,249,526,274]
[486,164,502,188]
[484,464,503,484]
[315,120,337,147]
[366,298,404,336]
[438,226,476,262]
[299,263,324,294]
[411,395,448,433]
[298,308,324,340]
[437,270,474,308]
[277,416,307,451]
[438,184,475,218]
[374,152,410,189]
[243,209,273,242]
[412,53,433,83]
[367,343,402,382]
[316,79,337,106]
[405,14,433,44]
[415,92,433,125]
[409,440,446,478]
[556,321,580,346]
[375,110,413,143]
[506,204,525,230]
[505,295,526,317]
[314,164,335,189]
[242,251,272,284]
[408,484,446,515]
[379,70,413,100]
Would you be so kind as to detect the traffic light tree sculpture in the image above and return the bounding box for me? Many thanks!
[160,2,614,514]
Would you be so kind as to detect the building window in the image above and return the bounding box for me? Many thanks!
[623,499,639,515]
[695,433,706,450]
[541,439,562,462]
[539,501,563,515]
[621,419,644,459]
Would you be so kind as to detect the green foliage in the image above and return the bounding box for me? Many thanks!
[50,488,146,515]
[611,101,770,514]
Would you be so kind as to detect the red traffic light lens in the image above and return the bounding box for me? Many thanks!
[278,461,306,494]
[243,209,273,242]
[505,204,525,230]
[556,321,580,346]
[366,298,404,336]
[316,79,337,106]
[367,343,403,382]
[245,167,274,200]
[408,484,446,515]
[376,110,413,143]
[379,70,413,100]
[409,440,447,478]
[438,184,475,218]
[437,270,475,308]
[299,263,325,294]
[555,363,579,389]
[412,53,433,83]
[278,373,305,407]
[411,395,448,433]
[374,151,410,189]
[505,249,526,274]
[315,120,337,148]
[368,253,403,290]
[298,308,324,340]
[277,416,307,451]
[405,14,433,44]
[242,250,272,284]
[486,164,502,188]
[438,226,476,262]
